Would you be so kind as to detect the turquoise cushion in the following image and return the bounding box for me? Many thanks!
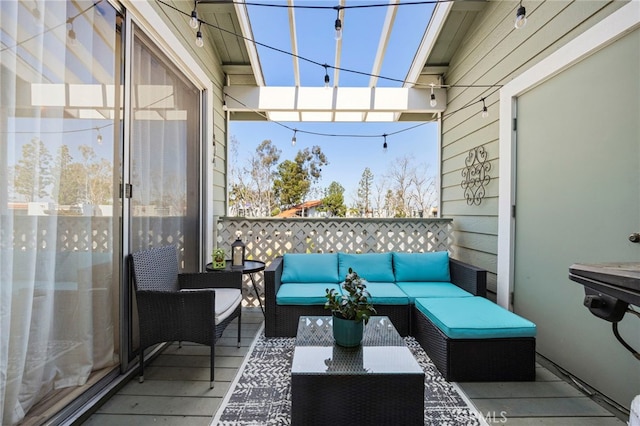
[393,251,450,282]
[338,252,394,282]
[357,282,409,305]
[281,253,339,283]
[396,282,473,303]
[415,297,537,339]
[276,283,341,305]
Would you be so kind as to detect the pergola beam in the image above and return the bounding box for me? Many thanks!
[224,85,446,122]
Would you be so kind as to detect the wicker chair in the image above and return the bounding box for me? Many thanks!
[130,245,242,388]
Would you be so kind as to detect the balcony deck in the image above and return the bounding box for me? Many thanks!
[83,309,626,425]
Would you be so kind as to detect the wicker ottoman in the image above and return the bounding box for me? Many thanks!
[412,297,536,382]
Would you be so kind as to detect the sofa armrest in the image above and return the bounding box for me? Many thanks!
[449,258,487,297]
[264,256,284,336]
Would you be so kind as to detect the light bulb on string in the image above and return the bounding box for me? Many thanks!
[96,127,103,145]
[430,84,437,107]
[323,64,330,89]
[195,22,204,48]
[66,17,77,46]
[334,7,343,41]
[335,18,342,40]
[292,129,297,146]
[515,1,527,29]
[382,134,388,153]
[190,0,199,29]
[481,98,489,118]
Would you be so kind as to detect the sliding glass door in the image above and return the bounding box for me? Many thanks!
[0,1,121,423]
[129,27,201,272]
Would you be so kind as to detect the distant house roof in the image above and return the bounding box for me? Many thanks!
[275,200,323,218]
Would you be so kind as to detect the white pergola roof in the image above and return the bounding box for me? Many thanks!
[218,0,486,122]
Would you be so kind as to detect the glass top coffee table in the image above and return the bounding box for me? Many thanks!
[291,316,424,425]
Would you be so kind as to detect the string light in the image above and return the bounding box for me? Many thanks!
[292,129,297,146]
[95,127,103,144]
[66,17,77,45]
[515,1,527,29]
[156,0,503,91]
[429,84,437,107]
[221,89,500,144]
[382,134,388,153]
[323,64,330,88]
[334,6,343,41]
[190,0,199,29]
[196,21,204,48]
[481,98,489,118]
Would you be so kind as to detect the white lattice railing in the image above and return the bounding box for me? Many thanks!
[214,217,453,308]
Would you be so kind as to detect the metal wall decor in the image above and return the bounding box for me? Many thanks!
[461,145,491,205]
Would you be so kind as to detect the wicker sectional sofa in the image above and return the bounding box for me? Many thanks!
[264,251,537,382]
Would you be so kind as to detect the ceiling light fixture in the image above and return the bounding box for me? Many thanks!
[481,98,489,118]
[190,0,199,29]
[430,84,437,107]
[515,1,527,29]
[333,6,343,41]
[292,129,297,146]
[196,21,204,48]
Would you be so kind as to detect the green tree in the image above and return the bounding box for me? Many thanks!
[273,145,328,209]
[320,181,346,217]
[273,159,307,208]
[356,167,374,217]
[14,137,52,201]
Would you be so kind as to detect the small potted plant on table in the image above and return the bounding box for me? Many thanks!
[325,268,376,347]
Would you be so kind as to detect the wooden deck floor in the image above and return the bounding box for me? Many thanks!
[83,309,627,425]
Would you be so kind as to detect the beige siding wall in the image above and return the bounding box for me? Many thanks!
[440,0,627,297]
[150,0,229,218]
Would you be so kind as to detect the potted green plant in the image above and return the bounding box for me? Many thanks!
[325,268,376,347]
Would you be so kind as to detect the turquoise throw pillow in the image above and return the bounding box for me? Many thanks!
[281,253,339,283]
[393,251,450,282]
[338,252,394,282]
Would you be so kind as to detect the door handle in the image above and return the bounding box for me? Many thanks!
[629,233,640,243]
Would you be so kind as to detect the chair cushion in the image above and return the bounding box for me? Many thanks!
[358,282,409,305]
[415,297,537,339]
[213,288,242,324]
[338,252,394,282]
[281,253,339,283]
[396,281,473,303]
[277,283,341,305]
[393,251,450,282]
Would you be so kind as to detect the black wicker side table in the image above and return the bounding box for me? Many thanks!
[291,316,424,425]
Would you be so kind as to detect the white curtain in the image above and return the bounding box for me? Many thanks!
[129,28,201,271]
[0,1,119,424]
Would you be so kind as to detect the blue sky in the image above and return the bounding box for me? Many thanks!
[230,120,438,202]
[229,1,439,204]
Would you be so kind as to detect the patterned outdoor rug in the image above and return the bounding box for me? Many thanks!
[216,330,482,425]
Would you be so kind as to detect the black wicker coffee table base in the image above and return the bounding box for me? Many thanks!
[291,316,424,426]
